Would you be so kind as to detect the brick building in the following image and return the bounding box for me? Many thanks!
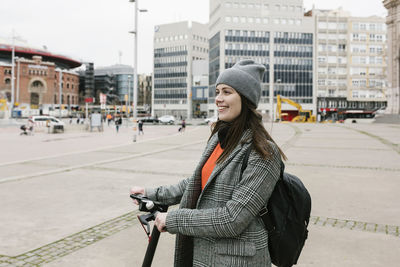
[0,42,81,117]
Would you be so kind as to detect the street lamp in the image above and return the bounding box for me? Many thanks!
[16,57,21,104]
[129,0,147,142]
[10,33,16,118]
[58,69,63,119]
[127,75,131,128]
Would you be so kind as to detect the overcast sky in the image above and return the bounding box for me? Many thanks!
[0,0,387,74]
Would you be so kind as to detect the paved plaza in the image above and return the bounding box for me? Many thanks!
[0,121,399,266]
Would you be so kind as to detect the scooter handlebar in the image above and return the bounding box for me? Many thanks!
[130,194,168,213]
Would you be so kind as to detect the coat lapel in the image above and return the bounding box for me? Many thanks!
[181,133,219,209]
[200,129,252,196]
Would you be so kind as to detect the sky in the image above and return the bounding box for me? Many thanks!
[0,0,387,74]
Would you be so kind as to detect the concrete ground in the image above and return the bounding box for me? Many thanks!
[0,121,399,266]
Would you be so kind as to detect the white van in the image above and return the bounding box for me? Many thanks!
[30,116,65,132]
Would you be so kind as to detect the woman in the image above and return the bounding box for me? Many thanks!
[131,59,286,266]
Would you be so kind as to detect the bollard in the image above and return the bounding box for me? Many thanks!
[133,119,138,142]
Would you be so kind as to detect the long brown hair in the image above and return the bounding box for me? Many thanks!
[209,95,287,163]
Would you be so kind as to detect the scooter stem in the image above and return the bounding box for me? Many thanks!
[142,225,161,267]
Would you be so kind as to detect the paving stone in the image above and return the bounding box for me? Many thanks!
[365,223,377,232]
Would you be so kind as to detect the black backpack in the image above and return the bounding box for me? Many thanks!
[242,148,311,267]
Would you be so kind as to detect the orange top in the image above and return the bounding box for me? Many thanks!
[201,143,224,190]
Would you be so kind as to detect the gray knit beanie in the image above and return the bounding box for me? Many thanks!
[216,59,266,107]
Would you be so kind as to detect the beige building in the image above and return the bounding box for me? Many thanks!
[384,0,400,114]
[314,8,387,121]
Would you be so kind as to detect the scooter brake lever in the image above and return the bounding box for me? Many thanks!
[137,213,156,236]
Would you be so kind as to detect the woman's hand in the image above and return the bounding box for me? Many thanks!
[155,212,168,232]
[130,186,145,205]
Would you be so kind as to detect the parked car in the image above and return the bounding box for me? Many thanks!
[204,115,218,123]
[30,115,65,132]
[140,116,160,124]
[158,115,175,124]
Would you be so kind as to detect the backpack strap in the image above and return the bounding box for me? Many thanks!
[240,144,285,232]
[260,161,285,232]
[241,144,252,173]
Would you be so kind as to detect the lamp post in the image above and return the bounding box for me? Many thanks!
[58,69,63,119]
[129,0,147,142]
[127,75,131,128]
[16,57,20,104]
[10,32,15,118]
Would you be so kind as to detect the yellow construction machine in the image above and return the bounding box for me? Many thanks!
[276,95,316,123]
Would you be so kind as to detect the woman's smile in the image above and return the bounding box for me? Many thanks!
[215,84,242,122]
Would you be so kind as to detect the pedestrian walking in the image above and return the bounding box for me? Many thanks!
[130,59,286,266]
[180,119,186,132]
[138,120,144,135]
[115,116,122,133]
[107,114,112,126]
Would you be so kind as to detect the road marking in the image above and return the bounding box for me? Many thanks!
[286,162,400,172]
[0,139,205,184]
[281,124,302,151]
[0,126,203,167]
[340,125,400,155]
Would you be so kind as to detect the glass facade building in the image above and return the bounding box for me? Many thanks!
[94,64,134,105]
[208,0,316,118]
[153,21,208,118]
[272,32,313,102]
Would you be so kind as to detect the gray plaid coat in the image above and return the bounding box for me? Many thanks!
[146,130,281,267]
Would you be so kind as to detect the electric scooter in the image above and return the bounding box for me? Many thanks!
[130,194,169,267]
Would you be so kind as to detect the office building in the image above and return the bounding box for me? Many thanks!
[138,74,152,113]
[153,21,208,119]
[314,8,387,120]
[192,59,209,118]
[94,64,134,105]
[384,0,400,114]
[209,0,315,120]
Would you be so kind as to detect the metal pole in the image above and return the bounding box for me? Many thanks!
[133,0,138,142]
[10,31,15,118]
[269,31,275,121]
[16,58,20,103]
[127,75,131,128]
[59,69,63,119]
